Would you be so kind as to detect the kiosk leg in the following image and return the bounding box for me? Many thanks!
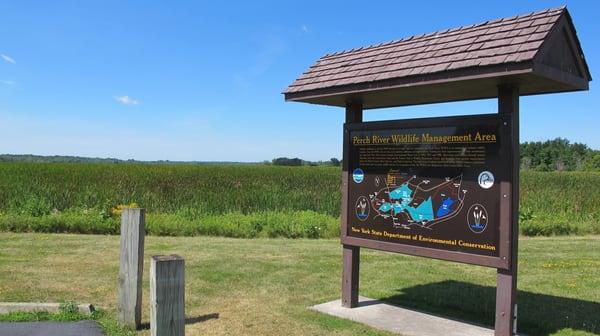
[341,100,363,308]
[496,269,517,335]
[342,244,360,308]
[495,85,520,335]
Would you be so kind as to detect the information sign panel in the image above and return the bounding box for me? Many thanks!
[342,114,511,268]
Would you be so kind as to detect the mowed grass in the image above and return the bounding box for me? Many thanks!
[0,233,597,335]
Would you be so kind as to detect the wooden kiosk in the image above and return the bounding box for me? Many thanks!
[284,7,590,336]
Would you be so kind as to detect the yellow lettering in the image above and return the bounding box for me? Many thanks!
[474,132,497,142]
[353,136,370,145]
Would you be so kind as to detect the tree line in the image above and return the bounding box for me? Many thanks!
[270,157,340,166]
[271,138,600,171]
[520,138,599,171]
[2,138,598,171]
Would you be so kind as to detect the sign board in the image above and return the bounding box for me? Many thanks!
[285,7,590,332]
[341,114,512,269]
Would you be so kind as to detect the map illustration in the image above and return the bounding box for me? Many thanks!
[368,171,466,230]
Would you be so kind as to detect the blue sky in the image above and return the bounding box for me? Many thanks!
[0,1,597,161]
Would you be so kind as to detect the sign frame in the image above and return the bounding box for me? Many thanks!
[341,113,514,270]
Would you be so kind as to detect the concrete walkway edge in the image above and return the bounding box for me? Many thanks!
[310,296,496,336]
[0,302,95,315]
[0,321,103,336]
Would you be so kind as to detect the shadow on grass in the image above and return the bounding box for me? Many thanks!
[138,313,218,330]
[379,280,599,335]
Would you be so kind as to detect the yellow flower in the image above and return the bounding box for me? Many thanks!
[110,202,140,217]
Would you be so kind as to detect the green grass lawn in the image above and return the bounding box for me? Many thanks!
[0,233,598,335]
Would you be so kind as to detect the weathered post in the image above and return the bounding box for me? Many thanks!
[495,85,520,336]
[118,208,145,329]
[150,255,185,336]
[341,101,362,308]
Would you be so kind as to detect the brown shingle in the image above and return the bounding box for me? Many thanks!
[284,6,569,94]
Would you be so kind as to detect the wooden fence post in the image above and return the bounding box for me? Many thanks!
[150,255,185,336]
[118,208,145,329]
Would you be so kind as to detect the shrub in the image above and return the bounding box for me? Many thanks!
[0,210,338,238]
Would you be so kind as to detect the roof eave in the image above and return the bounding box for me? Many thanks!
[531,61,589,91]
[284,62,536,104]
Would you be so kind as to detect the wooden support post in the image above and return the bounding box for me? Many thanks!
[150,255,185,336]
[345,100,363,123]
[118,208,145,329]
[495,85,519,336]
[341,100,362,308]
[342,245,360,307]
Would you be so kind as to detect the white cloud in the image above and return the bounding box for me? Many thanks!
[301,25,309,33]
[114,95,140,105]
[1,80,15,85]
[1,54,16,64]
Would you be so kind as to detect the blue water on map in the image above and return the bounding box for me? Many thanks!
[392,202,404,215]
[405,197,434,222]
[379,203,393,213]
[379,196,434,223]
[436,197,455,217]
[389,184,413,202]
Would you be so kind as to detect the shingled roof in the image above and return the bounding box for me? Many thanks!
[284,6,591,108]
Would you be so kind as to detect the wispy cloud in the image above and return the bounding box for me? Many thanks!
[232,32,286,91]
[1,54,16,64]
[250,34,286,76]
[1,80,15,85]
[301,25,309,33]
[114,95,140,105]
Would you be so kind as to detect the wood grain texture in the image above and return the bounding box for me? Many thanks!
[495,85,520,336]
[341,102,362,309]
[150,255,185,336]
[341,245,360,308]
[117,208,145,329]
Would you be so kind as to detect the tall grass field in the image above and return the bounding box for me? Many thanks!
[0,162,598,237]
